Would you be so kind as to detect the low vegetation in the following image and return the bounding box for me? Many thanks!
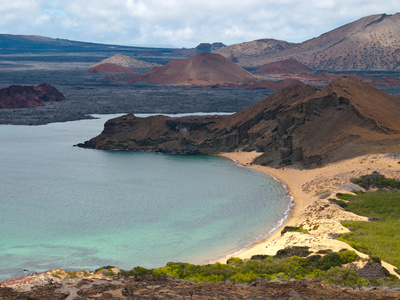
[350,172,400,190]
[100,247,399,288]
[336,189,400,271]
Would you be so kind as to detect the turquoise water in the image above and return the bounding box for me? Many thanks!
[0,114,292,281]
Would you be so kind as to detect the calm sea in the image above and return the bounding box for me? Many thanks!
[0,114,292,282]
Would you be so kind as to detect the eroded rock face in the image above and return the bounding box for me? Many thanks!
[0,83,66,109]
[78,77,400,168]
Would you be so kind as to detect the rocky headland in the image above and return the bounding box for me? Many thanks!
[0,83,66,109]
[78,77,400,168]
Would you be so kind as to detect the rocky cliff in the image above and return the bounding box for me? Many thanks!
[78,77,400,168]
[0,83,66,109]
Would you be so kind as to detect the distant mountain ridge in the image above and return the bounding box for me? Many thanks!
[1,13,399,70]
[78,77,400,167]
[215,13,400,70]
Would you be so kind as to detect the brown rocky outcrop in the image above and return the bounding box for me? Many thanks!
[126,52,257,85]
[78,77,400,168]
[0,83,66,109]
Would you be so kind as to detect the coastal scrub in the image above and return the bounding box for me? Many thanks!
[337,190,400,270]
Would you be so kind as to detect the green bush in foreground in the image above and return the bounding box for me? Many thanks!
[139,248,398,287]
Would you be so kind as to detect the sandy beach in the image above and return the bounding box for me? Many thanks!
[219,151,400,277]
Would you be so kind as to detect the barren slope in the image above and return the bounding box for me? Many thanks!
[127,52,257,85]
[87,63,135,74]
[216,13,400,70]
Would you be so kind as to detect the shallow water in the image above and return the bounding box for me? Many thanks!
[0,115,291,281]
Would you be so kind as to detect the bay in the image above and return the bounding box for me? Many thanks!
[0,114,291,281]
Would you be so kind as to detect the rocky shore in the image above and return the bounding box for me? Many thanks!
[2,270,400,299]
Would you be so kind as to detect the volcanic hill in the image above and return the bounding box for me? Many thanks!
[216,13,400,70]
[92,54,160,69]
[87,63,135,74]
[255,59,313,75]
[78,77,400,168]
[0,83,66,109]
[126,52,257,85]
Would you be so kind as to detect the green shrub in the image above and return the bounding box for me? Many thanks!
[328,198,348,208]
[320,267,360,287]
[227,257,243,266]
[281,226,299,235]
[369,255,381,264]
[318,253,342,271]
[316,249,332,254]
[339,250,359,264]
[250,254,270,260]
[350,172,400,190]
[274,246,312,259]
[280,226,308,235]
[336,193,355,200]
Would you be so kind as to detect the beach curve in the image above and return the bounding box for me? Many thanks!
[218,151,400,278]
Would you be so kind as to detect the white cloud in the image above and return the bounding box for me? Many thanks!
[0,0,398,47]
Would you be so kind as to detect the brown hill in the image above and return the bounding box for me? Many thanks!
[215,39,295,67]
[0,83,66,109]
[216,13,400,70]
[87,63,135,74]
[127,53,257,85]
[91,54,160,69]
[255,59,313,75]
[78,77,400,168]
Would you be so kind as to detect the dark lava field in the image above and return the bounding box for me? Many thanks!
[0,53,399,125]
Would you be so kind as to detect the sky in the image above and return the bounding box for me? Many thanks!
[0,0,398,48]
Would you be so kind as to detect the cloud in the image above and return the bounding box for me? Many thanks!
[0,0,398,47]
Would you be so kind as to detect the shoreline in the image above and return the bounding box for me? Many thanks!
[217,151,400,277]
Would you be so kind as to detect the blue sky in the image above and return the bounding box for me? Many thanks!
[0,0,398,48]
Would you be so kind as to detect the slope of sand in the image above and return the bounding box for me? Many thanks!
[219,152,400,277]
